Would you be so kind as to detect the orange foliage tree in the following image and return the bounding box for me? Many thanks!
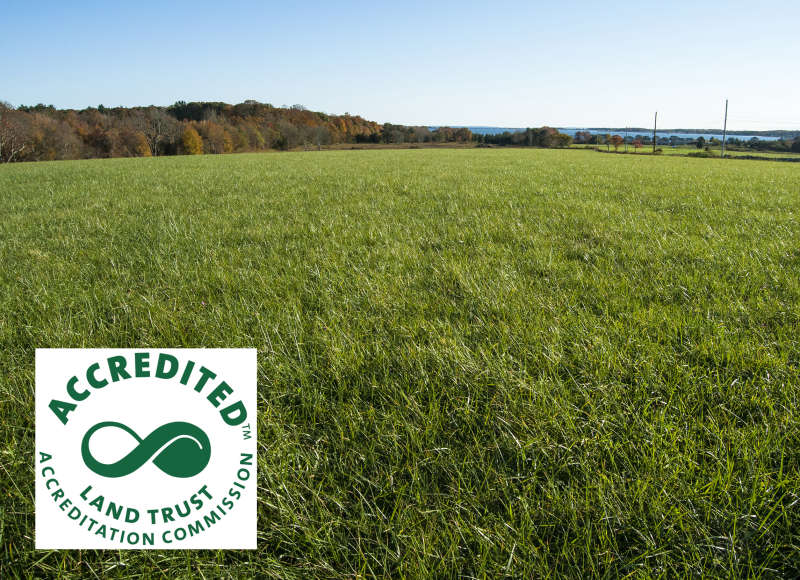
[181,126,203,155]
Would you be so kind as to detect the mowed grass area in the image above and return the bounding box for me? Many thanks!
[1,149,799,577]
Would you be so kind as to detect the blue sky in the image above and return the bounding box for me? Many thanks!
[2,1,798,130]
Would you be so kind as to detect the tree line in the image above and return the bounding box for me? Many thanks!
[476,127,573,148]
[0,101,382,162]
[0,100,573,163]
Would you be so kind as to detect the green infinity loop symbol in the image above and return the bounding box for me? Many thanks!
[81,421,211,478]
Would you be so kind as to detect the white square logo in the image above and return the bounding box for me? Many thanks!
[35,349,257,549]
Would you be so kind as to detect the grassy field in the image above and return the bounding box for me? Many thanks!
[571,142,800,160]
[1,149,799,577]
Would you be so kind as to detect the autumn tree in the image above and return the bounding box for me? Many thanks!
[197,121,233,154]
[411,126,432,143]
[135,107,178,156]
[0,103,29,162]
[86,125,116,158]
[432,126,455,143]
[242,122,265,149]
[454,127,472,143]
[26,114,80,160]
[52,120,84,159]
[610,135,624,151]
[232,126,249,152]
[276,121,300,150]
[312,126,331,150]
[119,129,151,157]
[181,126,203,154]
[554,133,573,147]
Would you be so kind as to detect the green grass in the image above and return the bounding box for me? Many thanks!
[572,142,800,160]
[1,149,799,577]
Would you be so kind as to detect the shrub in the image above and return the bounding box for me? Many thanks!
[688,150,718,158]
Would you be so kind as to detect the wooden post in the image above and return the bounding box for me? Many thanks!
[721,99,728,158]
[652,112,657,153]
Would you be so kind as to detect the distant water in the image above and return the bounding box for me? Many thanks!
[462,126,525,136]
[453,126,780,141]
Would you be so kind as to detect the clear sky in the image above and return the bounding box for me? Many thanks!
[2,0,798,130]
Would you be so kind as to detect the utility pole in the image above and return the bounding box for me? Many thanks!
[721,99,728,158]
[652,112,658,153]
[625,126,628,152]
